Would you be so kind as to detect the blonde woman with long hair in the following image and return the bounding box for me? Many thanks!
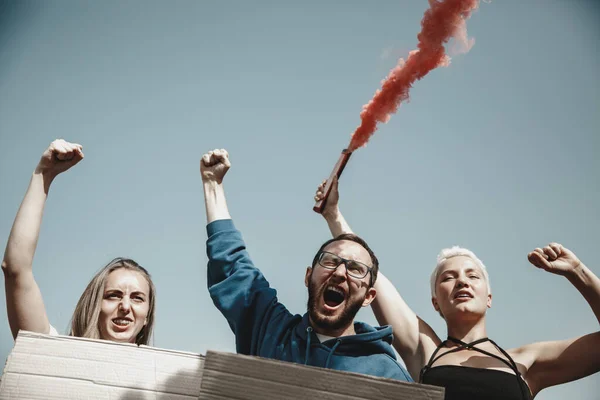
[2,140,156,345]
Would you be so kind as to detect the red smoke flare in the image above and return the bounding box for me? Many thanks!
[348,0,480,151]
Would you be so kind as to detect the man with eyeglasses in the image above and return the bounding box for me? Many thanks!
[200,149,412,381]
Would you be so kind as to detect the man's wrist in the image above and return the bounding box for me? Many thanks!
[203,179,223,191]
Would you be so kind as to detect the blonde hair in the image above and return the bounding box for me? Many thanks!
[430,246,491,298]
[69,258,156,345]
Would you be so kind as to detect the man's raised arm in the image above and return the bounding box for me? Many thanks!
[201,149,231,223]
[201,149,291,355]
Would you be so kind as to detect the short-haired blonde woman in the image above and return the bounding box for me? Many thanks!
[3,140,156,345]
[315,178,599,399]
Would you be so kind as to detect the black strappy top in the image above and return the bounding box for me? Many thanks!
[420,337,533,400]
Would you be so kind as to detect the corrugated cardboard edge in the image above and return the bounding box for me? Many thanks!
[199,350,445,400]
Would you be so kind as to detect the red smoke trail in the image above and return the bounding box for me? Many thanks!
[348,0,480,151]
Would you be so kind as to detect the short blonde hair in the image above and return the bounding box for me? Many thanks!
[430,246,491,298]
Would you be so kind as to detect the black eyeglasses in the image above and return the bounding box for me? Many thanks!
[317,251,372,280]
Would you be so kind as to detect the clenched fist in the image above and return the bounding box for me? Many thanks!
[528,243,581,277]
[35,139,84,178]
[201,149,230,184]
[314,175,340,219]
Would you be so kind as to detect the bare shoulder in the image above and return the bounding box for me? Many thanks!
[507,343,538,371]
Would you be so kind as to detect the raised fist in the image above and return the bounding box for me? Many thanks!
[200,149,230,184]
[35,139,84,177]
[528,243,581,277]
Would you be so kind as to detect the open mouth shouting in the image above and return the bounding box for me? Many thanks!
[307,268,370,333]
[111,317,134,331]
[322,285,347,312]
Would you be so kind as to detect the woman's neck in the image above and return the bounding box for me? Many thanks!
[446,314,487,344]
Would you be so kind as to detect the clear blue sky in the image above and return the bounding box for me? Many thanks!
[1,1,598,398]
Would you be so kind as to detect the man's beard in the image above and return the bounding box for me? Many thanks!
[307,273,365,333]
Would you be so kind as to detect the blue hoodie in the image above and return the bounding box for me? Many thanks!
[207,219,412,381]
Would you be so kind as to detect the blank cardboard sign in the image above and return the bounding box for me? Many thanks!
[0,331,204,399]
[1,332,444,400]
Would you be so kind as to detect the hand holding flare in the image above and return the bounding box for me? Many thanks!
[312,149,351,214]
[314,0,481,212]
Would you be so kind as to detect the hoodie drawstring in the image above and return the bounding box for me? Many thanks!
[324,339,342,368]
[305,327,313,365]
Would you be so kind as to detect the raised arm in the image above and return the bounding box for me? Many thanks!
[518,243,600,396]
[202,149,293,355]
[2,139,84,339]
[201,149,231,223]
[314,178,441,379]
